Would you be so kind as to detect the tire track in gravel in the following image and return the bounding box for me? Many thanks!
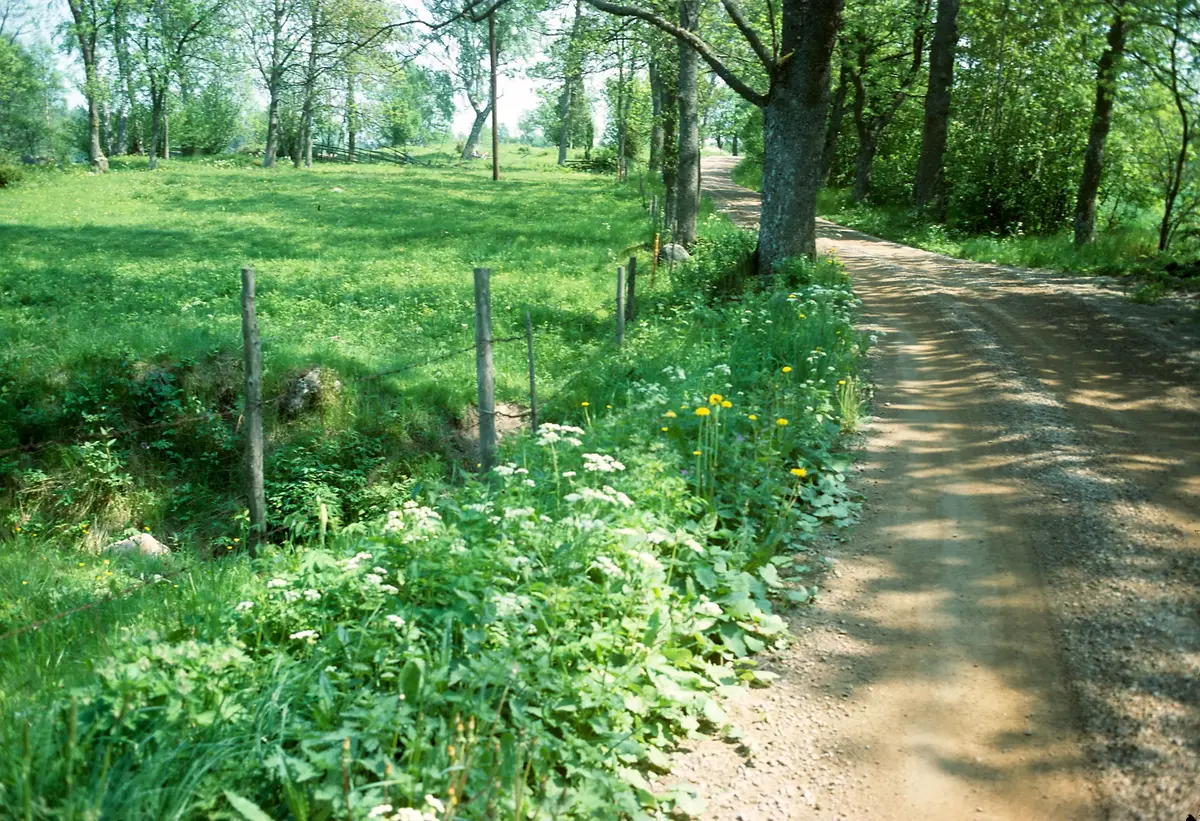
[661,156,1200,821]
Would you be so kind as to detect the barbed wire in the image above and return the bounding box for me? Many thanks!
[0,335,532,459]
[0,566,192,644]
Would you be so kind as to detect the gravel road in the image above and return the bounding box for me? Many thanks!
[665,156,1200,821]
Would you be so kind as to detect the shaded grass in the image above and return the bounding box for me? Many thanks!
[0,147,654,546]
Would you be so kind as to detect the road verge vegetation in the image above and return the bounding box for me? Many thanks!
[1,214,867,820]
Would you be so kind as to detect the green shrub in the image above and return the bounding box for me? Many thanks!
[0,151,24,187]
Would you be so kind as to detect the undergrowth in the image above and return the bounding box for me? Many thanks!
[733,157,1200,293]
[0,218,867,819]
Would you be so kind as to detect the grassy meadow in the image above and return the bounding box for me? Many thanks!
[0,149,868,819]
[1,147,650,548]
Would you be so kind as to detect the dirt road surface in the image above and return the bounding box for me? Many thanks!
[664,155,1200,820]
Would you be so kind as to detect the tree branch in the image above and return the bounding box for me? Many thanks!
[718,0,773,70]
[583,0,767,106]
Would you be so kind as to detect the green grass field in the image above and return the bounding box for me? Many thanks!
[0,150,869,819]
[1,147,651,548]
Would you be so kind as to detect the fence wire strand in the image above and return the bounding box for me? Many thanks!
[0,333,533,459]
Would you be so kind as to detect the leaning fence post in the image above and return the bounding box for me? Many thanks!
[625,256,637,322]
[474,267,496,474]
[240,266,266,554]
[615,266,626,347]
[650,232,660,290]
[525,309,537,432]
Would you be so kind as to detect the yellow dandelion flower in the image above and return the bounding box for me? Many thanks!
[693,450,702,456]
[782,366,792,373]
[838,379,846,385]
[661,426,669,432]
[606,404,612,409]
[721,400,732,408]
[78,562,84,567]
[709,393,723,404]
[695,407,711,417]
[581,401,589,407]
[665,410,677,418]
[777,418,789,426]
[748,414,758,421]
[799,313,807,319]
[790,467,807,478]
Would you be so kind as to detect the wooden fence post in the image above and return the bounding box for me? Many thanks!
[474,267,496,474]
[615,266,626,347]
[625,256,637,322]
[525,309,537,432]
[240,266,266,554]
[650,233,660,290]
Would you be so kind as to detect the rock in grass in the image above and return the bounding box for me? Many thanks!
[105,533,169,557]
[660,243,691,263]
[281,368,324,418]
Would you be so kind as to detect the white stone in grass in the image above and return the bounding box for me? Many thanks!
[104,532,169,557]
[660,243,691,263]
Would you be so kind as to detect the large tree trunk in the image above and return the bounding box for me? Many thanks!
[616,39,628,181]
[346,69,357,161]
[462,106,490,159]
[264,82,282,168]
[852,134,879,203]
[821,62,848,185]
[675,0,701,245]
[1073,14,1125,246]
[162,111,169,159]
[556,82,572,164]
[731,131,738,156]
[757,0,842,273]
[67,0,108,173]
[147,84,163,170]
[648,56,664,172]
[913,0,958,218]
[661,70,679,232]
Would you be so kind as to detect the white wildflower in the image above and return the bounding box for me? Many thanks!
[289,629,320,643]
[582,452,625,473]
[385,614,406,628]
[303,589,321,602]
[589,555,623,579]
[504,507,535,519]
[283,590,301,602]
[368,805,394,819]
[523,479,536,488]
[632,551,663,572]
[379,584,399,594]
[561,470,576,478]
[493,592,531,618]
[602,485,633,507]
[683,538,704,554]
[235,600,255,612]
[266,578,288,589]
[365,573,384,585]
[647,529,670,545]
[424,795,446,814]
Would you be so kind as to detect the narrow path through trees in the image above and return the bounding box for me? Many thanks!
[675,156,1200,821]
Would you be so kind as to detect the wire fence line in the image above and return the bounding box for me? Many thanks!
[1,258,644,643]
[0,336,529,460]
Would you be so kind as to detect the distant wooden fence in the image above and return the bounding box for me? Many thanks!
[312,144,429,167]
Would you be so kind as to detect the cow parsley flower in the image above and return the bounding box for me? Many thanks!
[289,629,320,643]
